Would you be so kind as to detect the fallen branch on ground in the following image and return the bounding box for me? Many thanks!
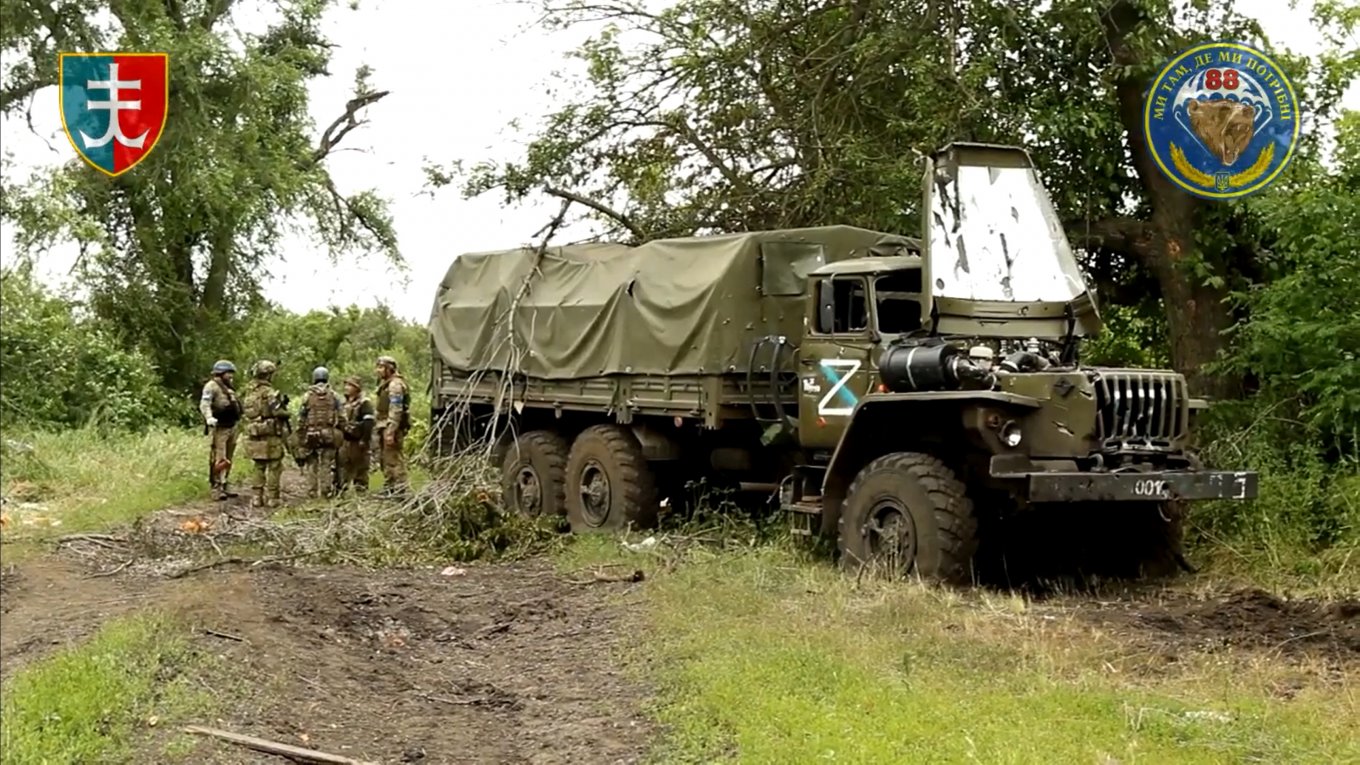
[55,533,128,549]
[567,569,646,585]
[164,551,317,579]
[183,725,376,765]
[85,560,132,578]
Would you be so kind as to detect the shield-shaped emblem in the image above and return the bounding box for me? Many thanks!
[59,52,169,177]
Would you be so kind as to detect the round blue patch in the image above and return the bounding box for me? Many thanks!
[1143,41,1301,200]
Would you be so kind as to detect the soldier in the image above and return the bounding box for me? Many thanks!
[199,360,243,501]
[240,359,292,510]
[374,355,411,498]
[297,366,344,498]
[338,375,376,494]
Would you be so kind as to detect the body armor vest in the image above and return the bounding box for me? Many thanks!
[304,384,339,430]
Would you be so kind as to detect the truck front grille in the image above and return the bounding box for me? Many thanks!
[1092,369,1188,449]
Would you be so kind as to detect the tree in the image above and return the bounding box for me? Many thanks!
[0,0,401,393]
[432,0,1355,397]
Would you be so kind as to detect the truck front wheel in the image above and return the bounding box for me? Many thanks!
[565,424,659,533]
[499,430,569,518]
[838,452,979,585]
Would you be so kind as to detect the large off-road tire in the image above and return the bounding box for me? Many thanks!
[499,430,569,519]
[564,424,658,533]
[837,452,979,585]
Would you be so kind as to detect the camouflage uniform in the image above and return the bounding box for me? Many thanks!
[199,360,243,501]
[375,355,411,497]
[298,367,343,498]
[338,375,376,494]
[240,360,291,509]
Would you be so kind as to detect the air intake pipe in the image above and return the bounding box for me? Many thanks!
[878,342,996,392]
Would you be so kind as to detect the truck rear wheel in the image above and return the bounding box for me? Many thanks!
[565,424,658,533]
[838,452,978,585]
[499,430,569,518]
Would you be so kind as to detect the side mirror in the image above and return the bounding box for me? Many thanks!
[817,278,835,333]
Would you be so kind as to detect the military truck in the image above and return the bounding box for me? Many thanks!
[428,142,1258,582]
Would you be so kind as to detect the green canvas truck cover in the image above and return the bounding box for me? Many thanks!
[429,225,915,380]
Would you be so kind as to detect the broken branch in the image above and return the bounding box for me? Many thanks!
[165,551,316,579]
[56,533,128,550]
[313,90,391,163]
[1066,217,1151,259]
[542,186,646,242]
[183,725,376,765]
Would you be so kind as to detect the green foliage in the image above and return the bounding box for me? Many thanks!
[1193,408,1359,585]
[0,0,400,392]
[1081,301,1171,369]
[432,0,1356,397]
[228,303,432,439]
[1186,111,1360,577]
[0,263,432,442]
[0,265,176,430]
[1220,111,1360,450]
[268,457,561,566]
[0,613,211,765]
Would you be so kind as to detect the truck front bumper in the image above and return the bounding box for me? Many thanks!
[1022,470,1258,503]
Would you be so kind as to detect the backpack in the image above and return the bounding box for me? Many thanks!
[304,384,339,430]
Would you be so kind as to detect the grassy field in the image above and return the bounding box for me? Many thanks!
[1,427,204,542]
[562,538,1359,765]
[3,426,1356,764]
[0,614,211,765]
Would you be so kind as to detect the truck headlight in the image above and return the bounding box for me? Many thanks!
[1000,421,1023,448]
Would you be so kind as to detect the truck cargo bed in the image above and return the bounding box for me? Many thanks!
[434,364,796,427]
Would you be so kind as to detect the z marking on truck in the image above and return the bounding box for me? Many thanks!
[817,359,861,416]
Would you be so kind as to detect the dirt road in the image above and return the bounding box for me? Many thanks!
[0,477,655,765]
[2,555,654,764]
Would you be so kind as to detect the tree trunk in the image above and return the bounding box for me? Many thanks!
[1142,216,1240,400]
[1102,0,1241,400]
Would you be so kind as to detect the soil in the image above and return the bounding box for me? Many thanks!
[1066,587,1360,667]
[0,475,655,765]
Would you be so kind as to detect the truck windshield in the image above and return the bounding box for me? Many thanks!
[874,271,923,334]
[927,163,1088,304]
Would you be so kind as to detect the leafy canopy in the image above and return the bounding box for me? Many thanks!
[0,0,400,390]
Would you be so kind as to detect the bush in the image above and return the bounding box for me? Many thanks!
[0,265,178,431]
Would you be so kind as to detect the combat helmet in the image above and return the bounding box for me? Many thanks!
[376,354,398,371]
[312,366,329,383]
[343,375,364,390]
[211,360,236,375]
[252,359,278,379]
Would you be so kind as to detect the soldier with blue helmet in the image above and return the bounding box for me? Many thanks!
[199,360,243,500]
[298,365,344,498]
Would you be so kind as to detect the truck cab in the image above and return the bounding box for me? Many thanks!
[781,143,1258,583]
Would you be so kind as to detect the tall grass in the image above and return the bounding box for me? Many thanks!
[1,426,204,537]
[1190,412,1360,593]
